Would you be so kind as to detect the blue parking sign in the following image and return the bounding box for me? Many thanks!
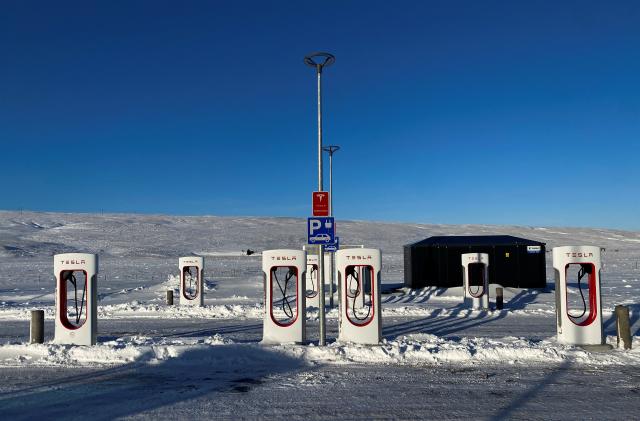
[307,217,335,244]
[325,236,339,252]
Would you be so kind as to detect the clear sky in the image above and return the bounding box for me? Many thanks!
[1,1,639,230]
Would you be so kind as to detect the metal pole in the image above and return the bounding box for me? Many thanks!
[316,67,326,347]
[317,68,323,193]
[328,149,332,215]
[305,52,335,346]
[328,152,333,308]
[323,145,340,309]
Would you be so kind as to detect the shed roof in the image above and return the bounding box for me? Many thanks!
[407,235,546,248]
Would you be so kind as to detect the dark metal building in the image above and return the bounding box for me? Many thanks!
[404,235,547,289]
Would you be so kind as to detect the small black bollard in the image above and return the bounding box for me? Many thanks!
[166,290,174,305]
[30,310,44,344]
[615,305,632,350]
[496,287,504,310]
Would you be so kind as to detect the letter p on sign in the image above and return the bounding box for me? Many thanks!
[309,219,322,235]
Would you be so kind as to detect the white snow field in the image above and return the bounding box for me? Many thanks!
[0,210,639,420]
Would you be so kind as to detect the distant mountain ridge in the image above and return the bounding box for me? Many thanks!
[1,211,638,259]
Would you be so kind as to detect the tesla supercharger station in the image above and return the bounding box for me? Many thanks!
[54,253,98,346]
[305,251,332,309]
[553,246,605,346]
[179,256,204,306]
[337,248,381,344]
[461,253,490,310]
[262,249,306,344]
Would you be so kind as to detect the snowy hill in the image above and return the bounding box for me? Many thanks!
[2,210,640,259]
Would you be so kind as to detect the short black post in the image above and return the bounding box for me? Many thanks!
[496,287,504,310]
[615,305,632,350]
[166,290,174,305]
[30,310,44,344]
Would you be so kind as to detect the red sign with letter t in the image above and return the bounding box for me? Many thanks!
[312,191,330,216]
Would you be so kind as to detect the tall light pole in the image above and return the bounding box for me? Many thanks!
[323,145,340,308]
[304,51,335,346]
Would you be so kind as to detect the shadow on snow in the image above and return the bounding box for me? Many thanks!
[0,342,305,419]
[382,290,542,338]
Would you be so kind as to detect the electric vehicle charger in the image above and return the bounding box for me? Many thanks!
[337,248,381,344]
[303,250,333,309]
[461,253,490,310]
[179,256,204,307]
[262,249,306,344]
[553,246,608,347]
[54,253,98,346]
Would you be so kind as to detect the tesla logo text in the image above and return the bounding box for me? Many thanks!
[345,255,372,260]
[271,256,297,261]
[566,252,593,258]
[60,259,85,265]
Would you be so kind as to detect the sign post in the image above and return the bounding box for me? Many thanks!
[323,145,340,307]
[305,51,335,346]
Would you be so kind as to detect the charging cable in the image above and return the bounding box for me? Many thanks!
[63,271,85,325]
[306,265,318,298]
[272,267,296,319]
[346,267,372,321]
[568,265,589,321]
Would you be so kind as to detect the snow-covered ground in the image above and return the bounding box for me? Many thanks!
[0,211,639,419]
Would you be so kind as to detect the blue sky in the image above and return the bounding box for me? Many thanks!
[1,1,639,229]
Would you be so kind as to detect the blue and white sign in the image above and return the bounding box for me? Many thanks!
[307,217,335,244]
[325,236,340,252]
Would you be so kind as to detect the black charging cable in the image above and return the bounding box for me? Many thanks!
[64,271,85,324]
[346,267,372,321]
[272,267,296,319]
[469,276,483,297]
[468,266,485,297]
[346,267,359,298]
[305,265,318,298]
[568,265,589,320]
[185,267,195,296]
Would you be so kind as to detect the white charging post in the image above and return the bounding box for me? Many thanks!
[262,249,306,344]
[54,253,98,346]
[337,248,382,344]
[461,253,490,310]
[179,256,204,307]
[553,246,605,346]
